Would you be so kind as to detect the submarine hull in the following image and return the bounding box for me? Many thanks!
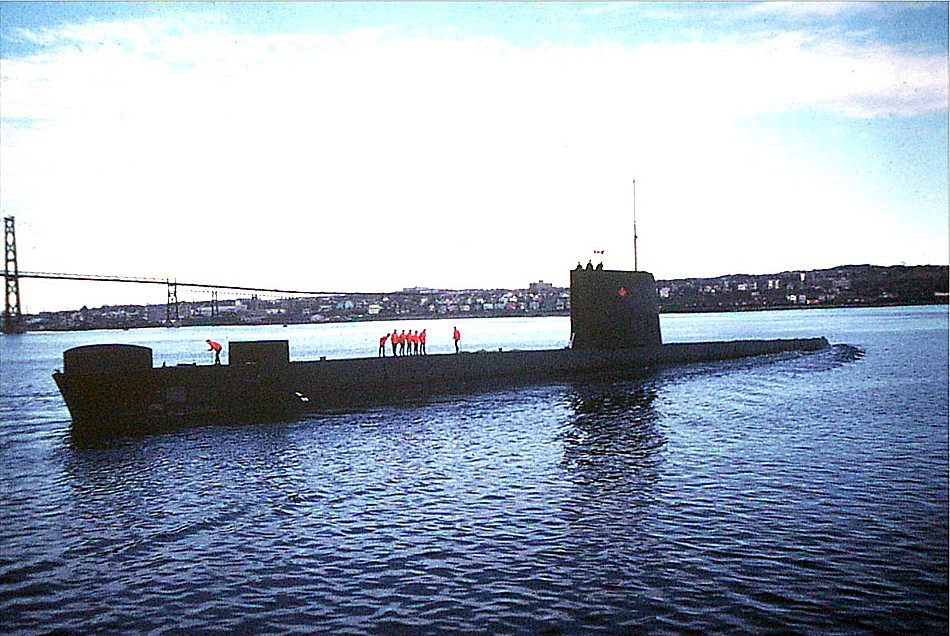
[53,267,831,438]
[55,337,829,438]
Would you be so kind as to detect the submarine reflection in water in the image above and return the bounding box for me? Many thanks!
[561,382,664,498]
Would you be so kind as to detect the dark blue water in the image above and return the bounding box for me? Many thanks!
[2,307,947,634]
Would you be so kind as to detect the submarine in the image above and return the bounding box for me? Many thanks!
[53,265,829,437]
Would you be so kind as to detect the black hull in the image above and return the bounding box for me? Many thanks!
[54,338,829,438]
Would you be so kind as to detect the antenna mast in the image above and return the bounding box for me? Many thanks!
[632,179,638,271]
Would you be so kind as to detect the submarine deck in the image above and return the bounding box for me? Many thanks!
[55,338,829,436]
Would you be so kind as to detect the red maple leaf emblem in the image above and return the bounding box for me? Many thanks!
[618,287,627,297]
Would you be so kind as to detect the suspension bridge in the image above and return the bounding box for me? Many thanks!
[1,216,382,333]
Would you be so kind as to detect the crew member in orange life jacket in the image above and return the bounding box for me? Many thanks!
[399,330,407,356]
[379,333,389,357]
[453,327,461,353]
[419,329,427,355]
[391,329,399,356]
[206,339,223,365]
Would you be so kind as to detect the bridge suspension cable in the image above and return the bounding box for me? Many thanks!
[3,216,431,330]
[15,271,387,298]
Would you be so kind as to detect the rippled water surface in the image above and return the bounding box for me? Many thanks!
[2,308,947,634]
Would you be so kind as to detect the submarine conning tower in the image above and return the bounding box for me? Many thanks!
[570,266,662,349]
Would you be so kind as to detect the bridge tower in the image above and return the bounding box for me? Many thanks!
[165,279,179,325]
[3,216,24,334]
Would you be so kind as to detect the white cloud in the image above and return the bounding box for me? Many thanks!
[1,15,946,310]
[742,2,872,19]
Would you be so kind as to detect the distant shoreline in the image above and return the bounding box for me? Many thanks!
[10,300,946,333]
[660,299,948,314]
[12,264,945,333]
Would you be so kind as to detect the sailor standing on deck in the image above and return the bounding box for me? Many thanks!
[206,339,223,365]
[419,329,427,355]
[453,326,461,353]
[391,329,399,356]
[379,333,389,357]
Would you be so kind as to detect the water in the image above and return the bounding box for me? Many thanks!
[1,307,947,634]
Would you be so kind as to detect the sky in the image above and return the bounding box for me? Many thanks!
[1,1,947,313]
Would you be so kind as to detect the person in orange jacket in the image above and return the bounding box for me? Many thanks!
[391,329,399,356]
[453,326,461,353]
[206,339,223,365]
[379,333,389,357]
[411,330,420,355]
[419,329,427,355]
[399,330,407,356]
